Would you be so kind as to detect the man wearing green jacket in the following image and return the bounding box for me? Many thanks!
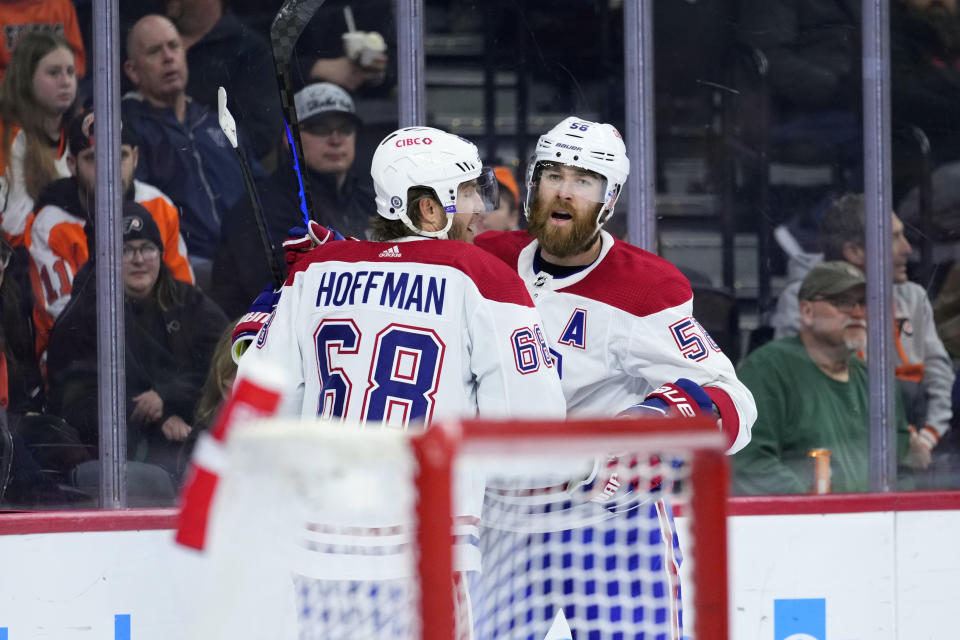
[734,261,912,494]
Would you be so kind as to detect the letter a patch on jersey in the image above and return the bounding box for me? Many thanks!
[558,308,587,349]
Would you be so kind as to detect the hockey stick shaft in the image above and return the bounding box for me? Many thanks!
[270,0,327,227]
[217,87,285,289]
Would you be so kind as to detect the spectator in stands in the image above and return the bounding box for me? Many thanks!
[0,238,41,413]
[46,204,228,478]
[296,0,396,179]
[475,165,521,233]
[771,193,954,470]
[297,0,391,95]
[0,0,86,83]
[0,30,76,246]
[29,108,194,359]
[0,233,91,507]
[888,0,960,260]
[734,261,914,494]
[890,0,960,202]
[176,320,237,481]
[210,82,375,318]
[736,0,862,157]
[122,14,259,289]
[166,0,283,162]
[192,321,237,433]
[736,1,864,263]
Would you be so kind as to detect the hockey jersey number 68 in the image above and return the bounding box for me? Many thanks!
[236,236,567,426]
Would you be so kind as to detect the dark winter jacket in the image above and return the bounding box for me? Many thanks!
[184,12,283,160]
[737,0,862,114]
[890,1,960,164]
[293,0,397,99]
[209,159,375,318]
[121,93,261,260]
[46,263,228,463]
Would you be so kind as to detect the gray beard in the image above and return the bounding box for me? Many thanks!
[843,335,867,354]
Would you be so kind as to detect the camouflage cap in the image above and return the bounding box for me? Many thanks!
[798,261,866,301]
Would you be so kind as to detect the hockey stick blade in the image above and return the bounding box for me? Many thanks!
[217,87,285,289]
[217,86,239,149]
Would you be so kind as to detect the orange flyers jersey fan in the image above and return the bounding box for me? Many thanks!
[0,0,87,82]
[28,179,194,356]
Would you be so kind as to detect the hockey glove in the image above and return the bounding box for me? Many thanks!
[617,378,714,419]
[282,221,349,266]
[231,224,352,363]
[231,284,281,363]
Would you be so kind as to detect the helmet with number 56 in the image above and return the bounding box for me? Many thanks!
[525,117,630,230]
[371,126,497,239]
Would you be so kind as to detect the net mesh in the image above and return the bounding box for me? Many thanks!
[185,420,724,640]
[470,454,689,640]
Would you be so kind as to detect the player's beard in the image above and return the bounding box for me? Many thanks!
[527,194,602,259]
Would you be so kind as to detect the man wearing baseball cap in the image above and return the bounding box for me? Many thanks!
[771,193,953,474]
[27,107,194,359]
[210,82,375,319]
[732,261,915,494]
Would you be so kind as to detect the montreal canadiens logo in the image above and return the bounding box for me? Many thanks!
[395,136,432,147]
[391,196,403,207]
[256,310,277,349]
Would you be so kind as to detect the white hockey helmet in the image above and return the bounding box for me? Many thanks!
[371,126,497,238]
[525,116,630,228]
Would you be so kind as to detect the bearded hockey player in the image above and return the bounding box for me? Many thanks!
[472,116,757,639]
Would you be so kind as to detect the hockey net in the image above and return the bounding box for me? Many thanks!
[182,416,728,640]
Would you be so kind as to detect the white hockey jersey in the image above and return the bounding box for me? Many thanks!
[237,235,567,426]
[476,229,756,454]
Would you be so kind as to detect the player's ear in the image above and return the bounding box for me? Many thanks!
[417,197,444,231]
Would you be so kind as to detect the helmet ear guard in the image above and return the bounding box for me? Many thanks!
[524,117,630,231]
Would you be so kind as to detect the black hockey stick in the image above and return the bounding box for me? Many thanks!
[217,87,285,289]
[270,0,327,227]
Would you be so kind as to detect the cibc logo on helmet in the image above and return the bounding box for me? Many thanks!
[395,137,433,147]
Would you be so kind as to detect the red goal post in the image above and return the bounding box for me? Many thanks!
[185,415,729,640]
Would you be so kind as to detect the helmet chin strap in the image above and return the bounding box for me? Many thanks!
[400,209,453,240]
[593,204,613,234]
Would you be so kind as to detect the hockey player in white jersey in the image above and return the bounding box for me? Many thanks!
[220,126,567,639]
[236,126,566,424]
[472,117,758,639]
[476,117,754,441]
